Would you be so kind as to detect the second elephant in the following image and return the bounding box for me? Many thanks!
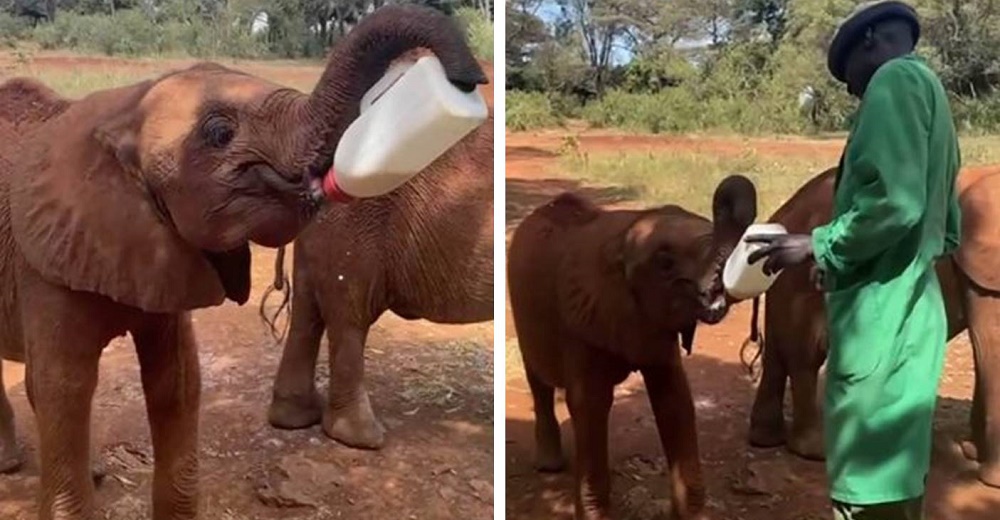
[747,166,1000,488]
[509,175,757,520]
[265,60,494,449]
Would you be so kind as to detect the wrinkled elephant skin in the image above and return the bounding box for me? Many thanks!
[747,166,1000,488]
[267,58,494,449]
[508,176,756,520]
[0,6,486,519]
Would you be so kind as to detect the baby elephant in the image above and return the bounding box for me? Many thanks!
[508,175,756,520]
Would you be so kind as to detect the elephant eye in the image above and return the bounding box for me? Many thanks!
[653,249,675,271]
[201,115,236,148]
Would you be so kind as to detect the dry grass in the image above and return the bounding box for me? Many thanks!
[0,50,323,97]
[557,134,1000,218]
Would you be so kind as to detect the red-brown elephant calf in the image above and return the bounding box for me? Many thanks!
[508,175,757,520]
[747,165,1000,488]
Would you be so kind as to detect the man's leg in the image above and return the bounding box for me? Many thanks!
[832,496,924,520]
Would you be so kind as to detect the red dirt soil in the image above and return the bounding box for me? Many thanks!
[1,246,493,519]
[505,131,1000,519]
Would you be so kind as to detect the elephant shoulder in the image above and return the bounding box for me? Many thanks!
[0,78,70,127]
[534,192,602,228]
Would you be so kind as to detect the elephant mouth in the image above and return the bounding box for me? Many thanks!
[698,295,729,325]
[244,162,324,218]
[697,290,728,325]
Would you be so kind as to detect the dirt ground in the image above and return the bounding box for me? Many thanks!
[0,245,493,520]
[504,130,1000,519]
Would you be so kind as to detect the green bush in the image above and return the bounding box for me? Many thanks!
[951,95,1000,134]
[0,13,31,47]
[506,91,561,130]
[29,10,269,58]
[455,7,492,62]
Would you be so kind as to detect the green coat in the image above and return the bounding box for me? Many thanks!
[811,54,961,505]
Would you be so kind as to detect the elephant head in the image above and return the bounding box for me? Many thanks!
[4,5,486,313]
[616,175,757,349]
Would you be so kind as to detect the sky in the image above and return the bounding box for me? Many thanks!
[532,0,712,65]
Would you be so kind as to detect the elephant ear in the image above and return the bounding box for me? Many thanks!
[8,82,235,312]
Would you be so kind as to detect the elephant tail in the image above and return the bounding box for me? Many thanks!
[740,296,764,381]
[259,246,291,343]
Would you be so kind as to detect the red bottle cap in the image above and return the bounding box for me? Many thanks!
[322,169,354,203]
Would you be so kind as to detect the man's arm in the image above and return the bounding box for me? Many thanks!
[811,61,932,277]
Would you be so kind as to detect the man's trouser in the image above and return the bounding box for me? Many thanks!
[832,496,924,520]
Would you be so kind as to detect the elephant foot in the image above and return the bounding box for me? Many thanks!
[268,391,322,430]
[0,442,24,474]
[322,394,386,450]
[578,507,612,520]
[979,460,1000,488]
[535,449,567,473]
[787,428,825,461]
[92,457,107,486]
[748,424,786,449]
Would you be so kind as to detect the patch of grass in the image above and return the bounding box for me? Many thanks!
[1,54,323,97]
[559,149,828,218]
[958,135,1000,167]
[556,134,1000,218]
[27,68,155,97]
[506,91,561,131]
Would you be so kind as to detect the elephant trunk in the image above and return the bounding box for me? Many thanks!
[698,175,758,321]
[299,5,487,186]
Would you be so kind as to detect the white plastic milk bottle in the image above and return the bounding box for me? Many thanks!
[722,223,788,300]
[319,55,489,201]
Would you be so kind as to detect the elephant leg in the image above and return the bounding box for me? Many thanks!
[269,277,324,429]
[0,363,24,474]
[965,284,1000,487]
[963,367,986,462]
[526,368,565,472]
[22,301,105,519]
[322,324,385,450]
[787,366,825,461]
[132,314,200,519]
[566,372,614,520]
[748,336,787,448]
[641,364,706,520]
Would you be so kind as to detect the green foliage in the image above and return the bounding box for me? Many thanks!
[2,0,492,60]
[506,90,561,130]
[0,12,30,47]
[30,10,269,57]
[454,7,493,61]
[510,0,1000,135]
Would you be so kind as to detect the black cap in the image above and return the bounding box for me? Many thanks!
[827,1,921,82]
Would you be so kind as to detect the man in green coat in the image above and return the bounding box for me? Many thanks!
[747,2,961,519]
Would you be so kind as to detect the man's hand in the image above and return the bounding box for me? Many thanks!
[745,234,814,275]
[809,264,825,292]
